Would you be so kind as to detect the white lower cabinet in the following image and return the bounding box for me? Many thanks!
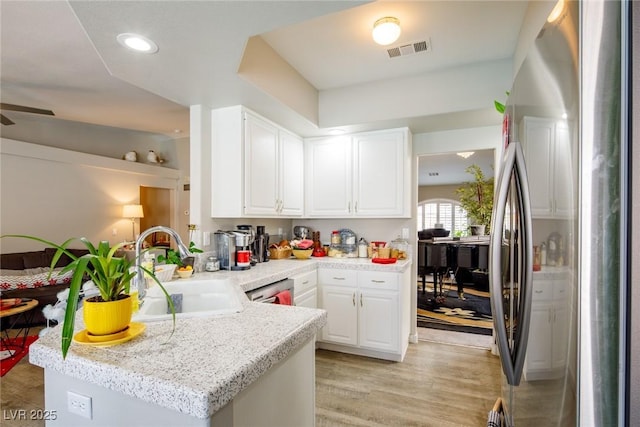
[524,277,570,381]
[318,267,409,361]
[292,270,318,309]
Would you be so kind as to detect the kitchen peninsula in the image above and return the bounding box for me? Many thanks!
[28,257,411,426]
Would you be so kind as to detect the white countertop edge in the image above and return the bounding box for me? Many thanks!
[29,306,326,419]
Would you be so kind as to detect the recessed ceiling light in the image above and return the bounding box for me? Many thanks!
[117,33,158,54]
[456,152,475,159]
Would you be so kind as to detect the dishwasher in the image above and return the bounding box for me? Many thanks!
[245,278,294,304]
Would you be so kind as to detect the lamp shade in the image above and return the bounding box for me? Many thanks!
[372,17,401,46]
[123,204,144,219]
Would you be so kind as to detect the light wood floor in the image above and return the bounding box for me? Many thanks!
[316,341,500,426]
[1,332,500,427]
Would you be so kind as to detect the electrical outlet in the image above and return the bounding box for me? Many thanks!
[112,228,118,236]
[203,231,210,246]
[67,391,92,419]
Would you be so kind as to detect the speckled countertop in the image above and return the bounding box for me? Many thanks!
[202,256,412,293]
[28,257,410,419]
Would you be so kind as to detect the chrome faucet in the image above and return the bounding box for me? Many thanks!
[134,226,191,301]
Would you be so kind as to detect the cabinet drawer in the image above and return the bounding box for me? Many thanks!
[291,270,317,294]
[318,269,357,286]
[553,281,568,300]
[357,271,398,291]
[531,280,554,301]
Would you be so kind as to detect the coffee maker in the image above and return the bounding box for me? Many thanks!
[231,230,252,270]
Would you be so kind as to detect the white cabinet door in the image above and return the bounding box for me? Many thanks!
[523,117,554,217]
[279,130,304,216]
[305,128,409,218]
[320,285,357,345]
[358,289,399,352]
[522,117,576,219]
[244,112,279,215]
[553,123,575,217]
[551,305,569,370]
[212,106,304,218]
[526,304,553,372]
[353,130,407,217]
[305,136,352,217]
[525,278,570,380]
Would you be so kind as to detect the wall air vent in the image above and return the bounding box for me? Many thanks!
[387,38,431,59]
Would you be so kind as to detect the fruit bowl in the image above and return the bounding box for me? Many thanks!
[176,268,194,279]
[292,248,313,260]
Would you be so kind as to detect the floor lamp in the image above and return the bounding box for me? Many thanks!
[123,204,144,242]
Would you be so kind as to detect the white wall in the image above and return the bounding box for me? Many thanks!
[0,138,181,253]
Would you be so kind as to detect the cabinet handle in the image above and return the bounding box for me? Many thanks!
[302,280,309,285]
[355,201,358,213]
[371,280,386,284]
[360,293,363,307]
[535,290,543,293]
[348,202,351,213]
[332,277,346,280]
[352,292,356,306]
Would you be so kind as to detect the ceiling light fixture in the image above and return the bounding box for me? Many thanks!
[117,33,158,54]
[372,17,401,46]
[457,151,475,159]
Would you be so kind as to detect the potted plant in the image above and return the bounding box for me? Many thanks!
[455,165,494,235]
[1,235,175,358]
[157,241,201,266]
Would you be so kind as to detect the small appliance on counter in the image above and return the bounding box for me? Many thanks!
[293,225,311,239]
[231,231,253,269]
[214,230,251,271]
[236,225,257,265]
[254,225,269,263]
[328,228,358,258]
[213,231,235,270]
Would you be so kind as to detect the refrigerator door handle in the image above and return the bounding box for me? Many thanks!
[489,141,533,386]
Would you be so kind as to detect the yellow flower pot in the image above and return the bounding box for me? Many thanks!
[83,295,132,336]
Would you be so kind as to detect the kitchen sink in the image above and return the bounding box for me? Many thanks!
[132,278,246,322]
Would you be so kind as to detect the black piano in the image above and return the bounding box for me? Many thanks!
[417,238,489,298]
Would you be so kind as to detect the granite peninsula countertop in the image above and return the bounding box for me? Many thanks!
[28,257,410,419]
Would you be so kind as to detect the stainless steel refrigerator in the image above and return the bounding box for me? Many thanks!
[490,1,632,425]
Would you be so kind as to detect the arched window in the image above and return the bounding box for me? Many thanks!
[417,198,469,236]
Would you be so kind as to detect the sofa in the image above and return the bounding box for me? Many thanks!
[0,248,88,325]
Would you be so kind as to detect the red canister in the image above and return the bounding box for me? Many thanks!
[236,250,251,267]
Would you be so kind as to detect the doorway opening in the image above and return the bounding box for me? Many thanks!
[139,186,173,247]
[416,149,495,349]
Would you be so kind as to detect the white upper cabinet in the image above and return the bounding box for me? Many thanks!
[278,129,304,216]
[305,128,410,218]
[211,106,304,217]
[521,117,576,219]
[305,135,353,217]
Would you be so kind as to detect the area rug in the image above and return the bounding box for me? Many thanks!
[417,284,493,336]
[0,335,38,377]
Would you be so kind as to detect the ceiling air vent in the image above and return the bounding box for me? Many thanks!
[386,39,431,59]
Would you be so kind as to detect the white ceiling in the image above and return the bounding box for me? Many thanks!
[0,0,531,184]
[418,149,495,186]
